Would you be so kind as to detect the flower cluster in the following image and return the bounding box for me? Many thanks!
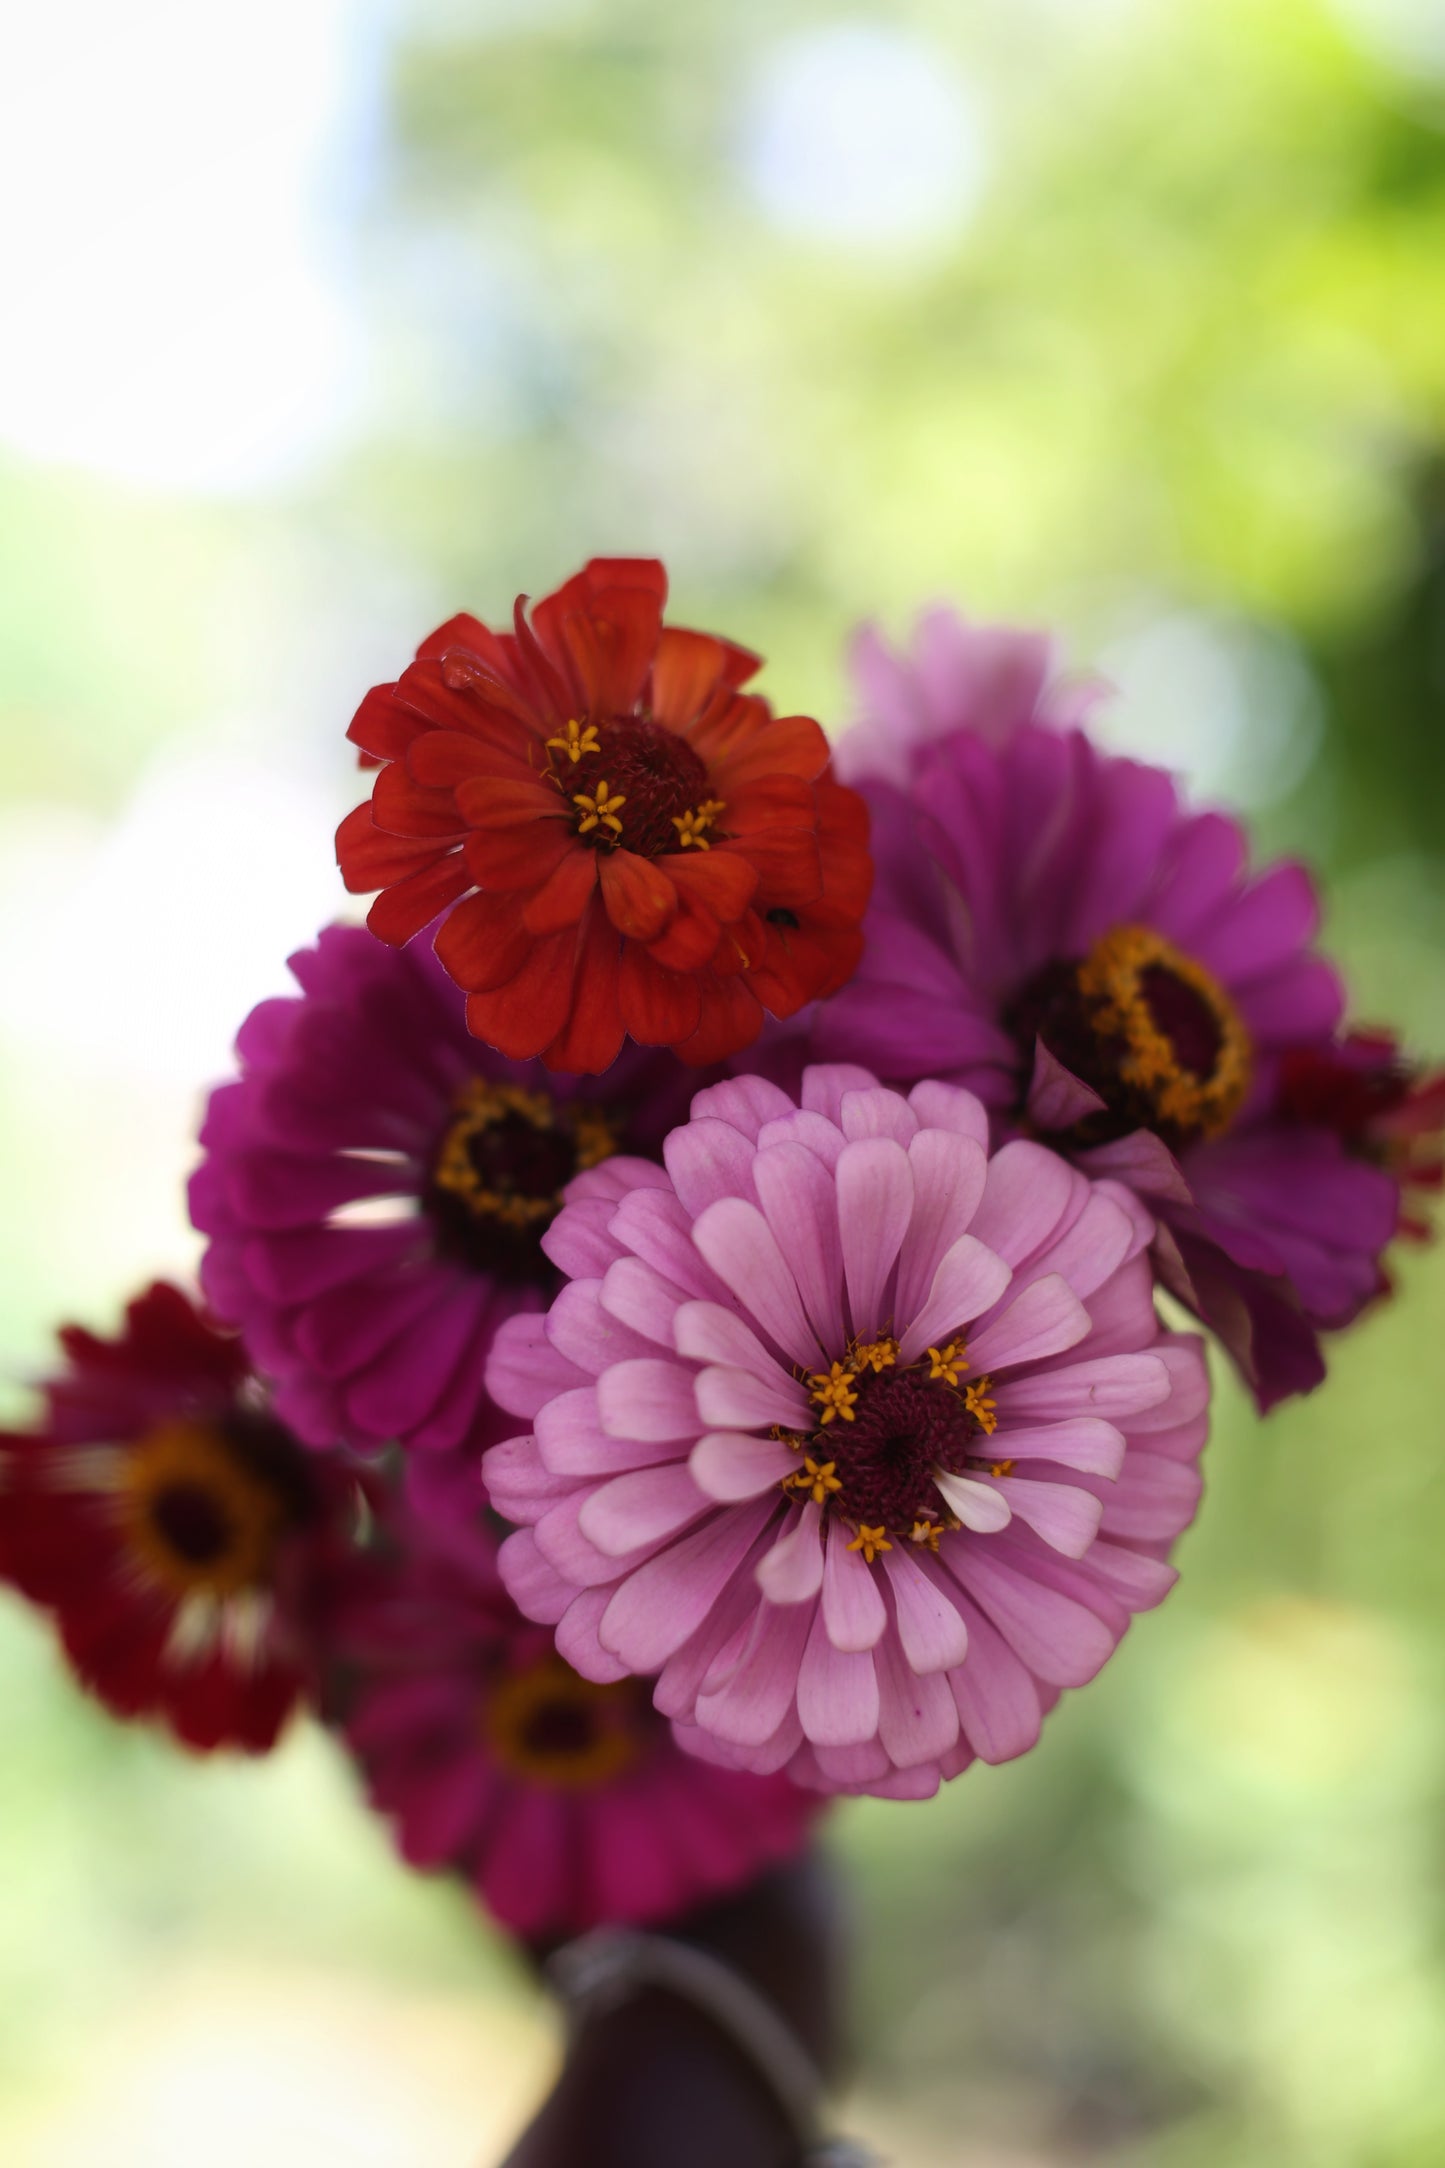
[3,564,1439,1934]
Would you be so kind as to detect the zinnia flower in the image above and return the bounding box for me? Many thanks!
[190,924,698,1467]
[324,1503,822,1939]
[483,1068,1209,1800]
[336,557,872,1073]
[816,608,1400,1410]
[1277,1030,1445,1246]
[0,1283,355,1752]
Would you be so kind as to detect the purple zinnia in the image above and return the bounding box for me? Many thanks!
[483,1067,1209,1801]
[189,925,698,1469]
[818,609,1399,1410]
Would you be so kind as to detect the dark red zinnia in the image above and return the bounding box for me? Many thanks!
[0,1283,357,1753]
[336,558,872,1073]
[1278,1030,1445,1244]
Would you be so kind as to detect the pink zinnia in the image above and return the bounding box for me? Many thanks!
[484,1068,1209,1800]
[816,609,1400,1410]
[189,926,698,1470]
[324,1506,822,1940]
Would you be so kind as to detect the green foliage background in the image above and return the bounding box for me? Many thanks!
[2,3,1443,2160]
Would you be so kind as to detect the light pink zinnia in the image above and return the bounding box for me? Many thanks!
[484,1067,1209,1800]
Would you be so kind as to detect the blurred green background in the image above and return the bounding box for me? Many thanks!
[3,1,1444,2161]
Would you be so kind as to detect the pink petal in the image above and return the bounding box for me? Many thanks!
[496,1528,573,1625]
[993,1352,1170,1423]
[1022,1190,1139,1303]
[554,1588,634,1683]
[754,1503,826,1604]
[691,1197,824,1367]
[839,1085,918,1145]
[483,1431,579,1517]
[836,1136,914,1342]
[663,1117,759,1217]
[596,1357,703,1442]
[809,1737,892,1786]
[968,1272,1091,1373]
[546,1279,659,1375]
[597,1256,688,1347]
[1098,1451,1201,1541]
[1087,1541,1178,1610]
[906,1079,990,1144]
[991,1476,1103,1557]
[933,1470,1012,1532]
[992,1417,1126,1478]
[969,1140,1081,1265]
[599,1496,777,1671]
[755,1109,848,1169]
[687,1074,796,1139]
[694,1597,813,1748]
[896,1233,1012,1365]
[610,1187,728,1304]
[541,1198,630,1278]
[673,1299,805,1396]
[753,1143,846,1351]
[1026,1039,1108,1130]
[580,1460,712,1556]
[796,1604,880,1746]
[874,1627,959,1769]
[536,1386,676,1477]
[535,1488,659,1588]
[1073,1130,1192,1204]
[944,1595,1046,1764]
[695,1362,811,1433]
[690,1429,799,1502]
[820,1521,888,1651]
[957,1543,1117,1688]
[881,1545,971,1674]
[801,1063,881,1123]
[894,1130,989,1324]
[487,1310,589,1417]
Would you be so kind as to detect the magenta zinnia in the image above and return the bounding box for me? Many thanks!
[483,1068,1209,1800]
[190,926,698,1469]
[817,607,1400,1410]
[322,1506,822,1939]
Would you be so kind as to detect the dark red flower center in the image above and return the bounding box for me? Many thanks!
[484,1655,647,1789]
[120,1412,311,1599]
[1003,922,1251,1150]
[550,716,723,858]
[427,1079,619,1281]
[150,1481,234,1566]
[783,1344,1004,1549]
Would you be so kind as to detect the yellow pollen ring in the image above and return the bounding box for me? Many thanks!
[809,1362,858,1425]
[850,1336,898,1375]
[786,1455,843,1506]
[672,797,726,851]
[964,1379,998,1435]
[433,1078,618,1229]
[117,1420,285,1600]
[927,1339,968,1387]
[483,1655,639,1789]
[1076,922,1251,1140]
[847,1525,892,1564]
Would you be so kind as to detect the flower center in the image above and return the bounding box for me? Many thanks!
[484,1654,645,1789]
[779,1337,1005,1552]
[118,1417,303,1600]
[427,1079,620,1280]
[546,715,724,858]
[1005,922,1251,1149]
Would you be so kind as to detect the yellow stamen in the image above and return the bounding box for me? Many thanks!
[433,1079,618,1228]
[848,1524,892,1564]
[809,1362,858,1425]
[672,797,726,851]
[909,1518,942,1552]
[573,781,627,839]
[928,1339,968,1387]
[484,1655,639,1789]
[787,1456,844,1506]
[546,718,601,765]
[965,1378,998,1436]
[850,1336,898,1375]
[988,1458,1016,1478]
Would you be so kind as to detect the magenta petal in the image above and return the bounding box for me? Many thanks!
[1026,1039,1108,1130]
[1074,1129,1192,1204]
[796,1604,880,1747]
[820,1522,887,1651]
[1191,859,1319,984]
[836,1136,914,1342]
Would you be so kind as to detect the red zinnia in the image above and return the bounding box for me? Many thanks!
[0,1283,358,1753]
[1278,1030,1445,1244]
[336,558,872,1073]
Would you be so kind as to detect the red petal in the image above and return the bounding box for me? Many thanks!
[543,904,627,1074]
[347,684,421,763]
[713,713,829,788]
[366,855,471,946]
[618,943,703,1047]
[464,928,579,1060]
[723,773,817,834]
[372,761,466,839]
[645,894,724,973]
[664,848,758,923]
[522,844,599,935]
[433,890,532,992]
[415,611,515,676]
[738,827,823,906]
[455,774,560,829]
[676,973,765,1065]
[406,729,512,788]
[563,584,665,716]
[465,820,573,892]
[650,626,760,729]
[336,802,443,891]
[598,849,679,942]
